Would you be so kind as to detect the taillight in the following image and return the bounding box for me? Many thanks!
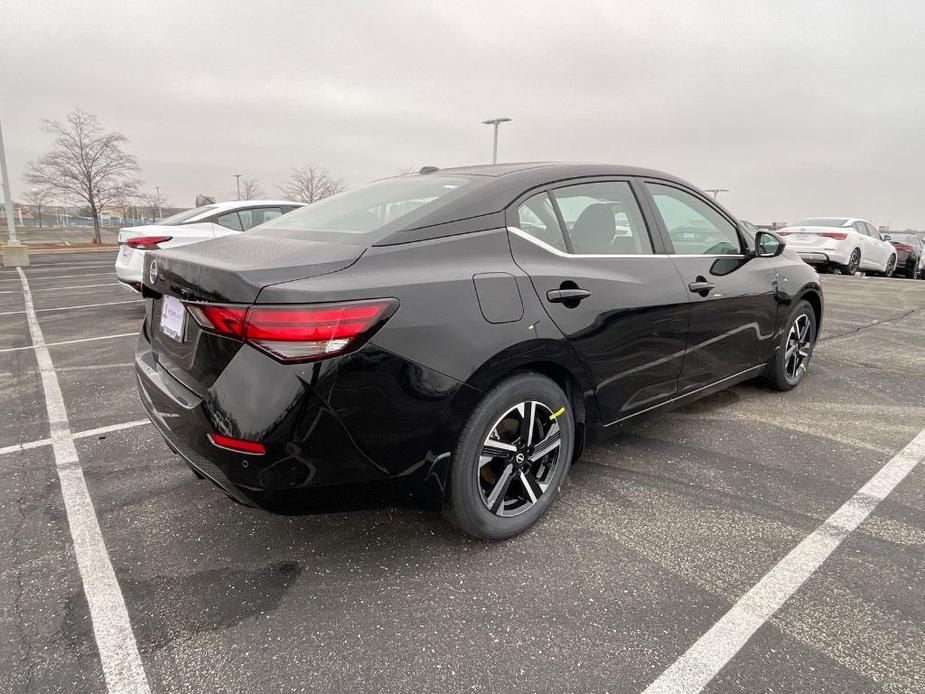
[892,243,913,252]
[207,433,265,455]
[819,232,848,240]
[187,299,398,363]
[126,235,172,250]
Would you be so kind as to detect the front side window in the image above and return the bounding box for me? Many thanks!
[515,192,567,252]
[551,182,653,255]
[865,223,881,239]
[646,183,741,255]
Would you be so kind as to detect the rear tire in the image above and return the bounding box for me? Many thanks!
[444,373,574,541]
[765,300,817,392]
[840,248,861,276]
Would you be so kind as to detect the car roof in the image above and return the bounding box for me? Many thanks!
[207,199,305,211]
[373,162,699,245]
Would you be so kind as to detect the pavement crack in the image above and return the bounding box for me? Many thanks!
[819,307,920,343]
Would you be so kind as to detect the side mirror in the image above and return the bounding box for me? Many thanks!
[755,230,785,258]
[882,233,891,241]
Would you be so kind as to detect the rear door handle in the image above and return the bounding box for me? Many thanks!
[546,288,592,303]
[688,279,715,295]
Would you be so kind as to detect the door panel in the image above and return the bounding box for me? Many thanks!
[508,236,689,424]
[642,181,779,391]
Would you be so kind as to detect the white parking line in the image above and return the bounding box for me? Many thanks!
[0,419,152,456]
[0,282,119,294]
[642,427,925,694]
[0,332,138,354]
[0,299,142,316]
[16,268,150,693]
[0,271,115,283]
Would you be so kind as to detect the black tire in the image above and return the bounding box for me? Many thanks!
[883,254,896,277]
[765,300,817,391]
[841,248,861,276]
[444,373,574,540]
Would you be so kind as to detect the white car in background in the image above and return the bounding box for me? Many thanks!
[776,217,896,276]
[115,200,305,290]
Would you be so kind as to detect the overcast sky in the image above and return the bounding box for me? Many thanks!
[2,1,923,227]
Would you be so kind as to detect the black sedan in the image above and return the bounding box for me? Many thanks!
[885,232,924,279]
[136,163,822,540]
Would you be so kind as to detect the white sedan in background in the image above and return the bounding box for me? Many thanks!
[115,200,305,290]
[776,217,896,276]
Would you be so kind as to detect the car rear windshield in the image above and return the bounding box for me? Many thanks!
[792,218,848,227]
[157,205,218,225]
[258,176,475,236]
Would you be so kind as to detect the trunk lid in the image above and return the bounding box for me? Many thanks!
[143,229,366,391]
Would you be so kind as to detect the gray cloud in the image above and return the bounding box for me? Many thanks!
[2,0,923,227]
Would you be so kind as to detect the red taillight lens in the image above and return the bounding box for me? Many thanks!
[188,299,398,362]
[187,304,248,337]
[893,243,913,251]
[819,232,848,240]
[207,433,265,455]
[126,235,173,250]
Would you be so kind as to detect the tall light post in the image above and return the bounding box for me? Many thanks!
[0,119,29,266]
[154,186,162,220]
[234,174,242,200]
[481,117,512,165]
[704,188,729,201]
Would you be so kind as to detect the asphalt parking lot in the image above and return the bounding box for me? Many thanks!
[1,250,923,694]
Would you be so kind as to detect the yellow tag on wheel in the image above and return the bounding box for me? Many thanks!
[549,407,565,420]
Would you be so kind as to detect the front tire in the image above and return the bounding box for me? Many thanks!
[765,300,817,391]
[444,373,574,540]
[883,254,896,277]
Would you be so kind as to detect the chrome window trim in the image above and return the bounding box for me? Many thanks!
[507,226,744,260]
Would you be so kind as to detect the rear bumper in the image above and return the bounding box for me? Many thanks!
[794,249,849,266]
[134,322,477,513]
[115,246,145,284]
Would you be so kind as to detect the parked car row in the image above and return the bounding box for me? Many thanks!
[769,217,922,279]
[129,163,823,540]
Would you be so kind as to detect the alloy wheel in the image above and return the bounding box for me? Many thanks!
[885,255,896,276]
[785,314,812,381]
[846,249,860,275]
[478,401,563,517]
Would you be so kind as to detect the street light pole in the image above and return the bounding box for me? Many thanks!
[234,174,242,201]
[481,118,512,164]
[0,119,29,267]
[154,186,162,220]
[704,188,729,201]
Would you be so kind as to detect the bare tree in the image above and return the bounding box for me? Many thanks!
[24,109,141,244]
[24,187,53,228]
[233,176,264,200]
[141,189,170,222]
[278,164,345,203]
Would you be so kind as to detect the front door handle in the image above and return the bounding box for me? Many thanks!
[688,278,715,295]
[546,288,592,303]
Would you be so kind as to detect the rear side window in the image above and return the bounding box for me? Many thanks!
[516,192,567,252]
[238,207,283,230]
[646,183,741,255]
[551,182,653,255]
[216,211,244,231]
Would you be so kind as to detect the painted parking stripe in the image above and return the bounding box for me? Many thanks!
[0,299,142,316]
[0,331,138,354]
[16,268,150,693]
[642,427,925,694]
[0,271,116,283]
[0,282,119,294]
[0,419,151,456]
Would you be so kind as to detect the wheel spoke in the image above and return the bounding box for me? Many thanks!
[486,463,514,513]
[520,470,546,504]
[529,428,561,462]
[521,401,536,445]
[482,439,517,457]
[797,317,809,341]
